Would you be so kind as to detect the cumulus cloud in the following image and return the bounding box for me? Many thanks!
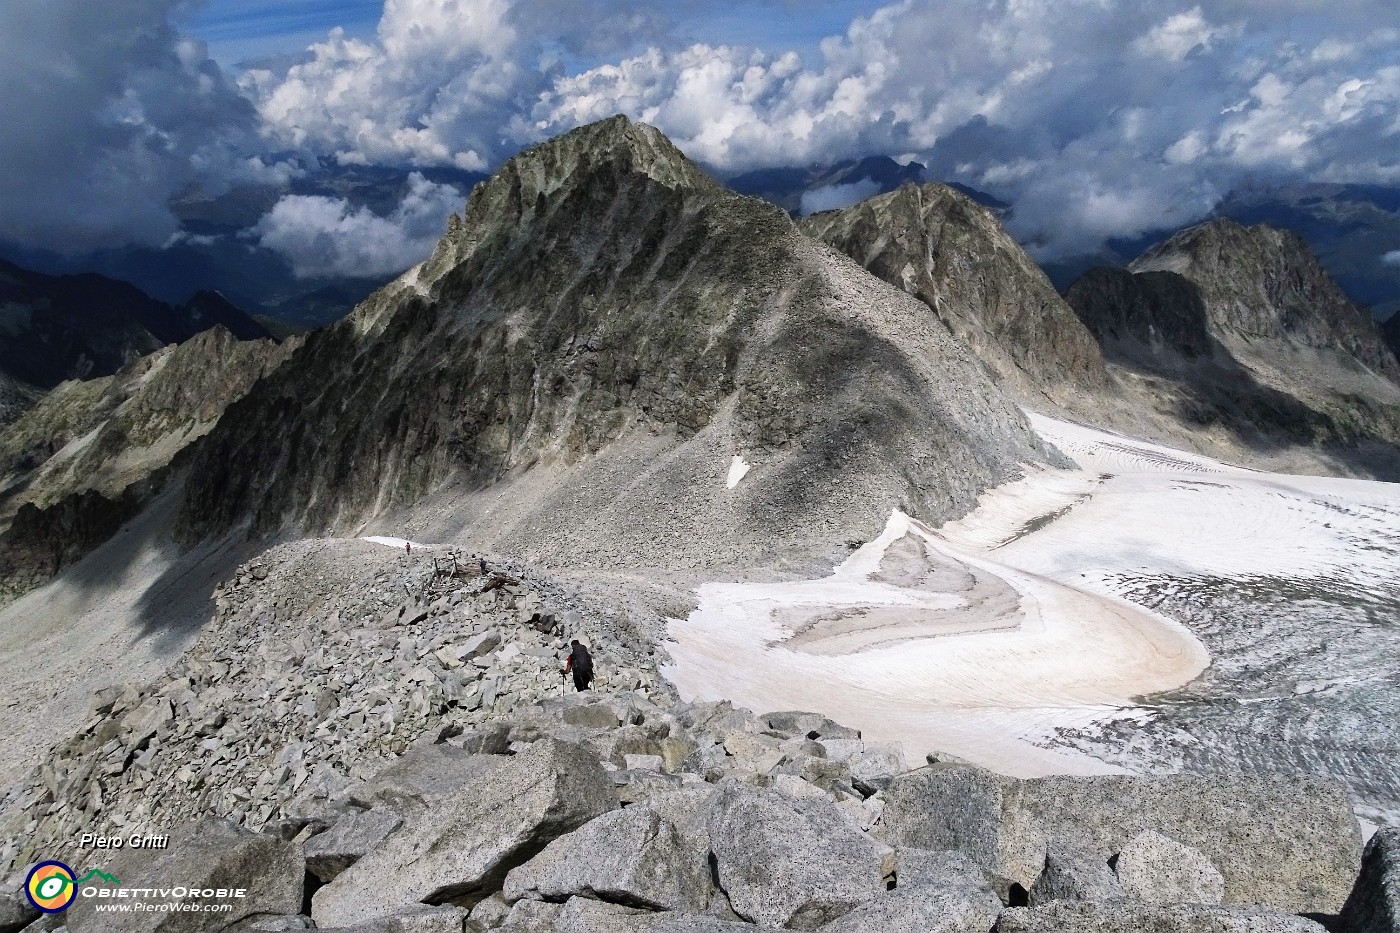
[0,0,266,254]
[509,0,1400,258]
[800,179,883,215]
[11,0,1400,263]
[1383,251,1400,267]
[251,172,463,278]
[244,0,674,171]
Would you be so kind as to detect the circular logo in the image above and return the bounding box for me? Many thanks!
[26,861,77,913]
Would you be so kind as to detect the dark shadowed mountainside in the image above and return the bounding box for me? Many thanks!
[0,259,270,389]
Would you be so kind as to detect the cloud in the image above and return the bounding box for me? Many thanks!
[10,0,1400,264]
[800,178,883,215]
[251,172,463,278]
[514,0,1400,257]
[245,0,675,171]
[1383,250,1400,267]
[0,0,266,254]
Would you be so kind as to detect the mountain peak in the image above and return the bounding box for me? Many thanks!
[415,116,723,290]
[1131,217,1400,380]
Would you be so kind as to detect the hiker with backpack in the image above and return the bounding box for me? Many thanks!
[562,639,594,692]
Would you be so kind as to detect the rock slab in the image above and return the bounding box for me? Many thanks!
[312,739,618,927]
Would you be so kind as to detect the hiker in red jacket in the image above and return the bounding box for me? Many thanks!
[563,640,594,692]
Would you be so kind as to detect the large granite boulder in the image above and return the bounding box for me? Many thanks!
[1113,829,1225,906]
[349,744,503,814]
[303,809,405,882]
[548,896,780,932]
[1340,828,1400,933]
[814,883,1002,933]
[0,869,37,933]
[502,791,712,911]
[707,782,886,929]
[894,847,1012,903]
[313,739,618,927]
[878,764,1361,913]
[63,818,304,932]
[317,905,467,932]
[1027,837,1124,906]
[996,902,1330,933]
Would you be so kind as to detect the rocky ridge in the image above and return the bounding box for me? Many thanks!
[0,326,296,606]
[0,544,1387,933]
[1384,312,1400,360]
[174,117,1058,576]
[799,183,1110,408]
[0,373,39,432]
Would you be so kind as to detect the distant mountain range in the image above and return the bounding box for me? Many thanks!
[2,148,1393,339]
[0,258,268,396]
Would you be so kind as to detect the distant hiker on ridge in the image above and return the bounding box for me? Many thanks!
[479,556,487,575]
[563,640,594,692]
[405,541,411,556]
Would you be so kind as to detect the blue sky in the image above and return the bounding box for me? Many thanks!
[187,0,886,69]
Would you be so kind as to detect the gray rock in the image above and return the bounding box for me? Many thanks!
[502,796,711,911]
[1027,837,1124,906]
[0,870,37,933]
[498,899,562,933]
[894,848,1011,903]
[303,809,405,882]
[1340,827,1400,933]
[815,883,1002,933]
[319,905,468,932]
[313,739,618,927]
[549,897,775,932]
[467,893,512,931]
[707,783,886,929]
[350,744,503,814]
[763,712,860,741]
[63,818,304,933]
[1113,829,1226,906]
[225,917,316,932]
[995,901,1330,933]
[878,765,1361,913]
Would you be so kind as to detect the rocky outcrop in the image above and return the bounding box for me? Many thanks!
[311,739,619,926]
[0,370,39,430]
[799,182,1110,406]
[1112,829,1226,906]
[176,116,1058,577]
[706,782,887,928]
[0,326,295,605]
[0,258,269,389]
[876,764,1362,914]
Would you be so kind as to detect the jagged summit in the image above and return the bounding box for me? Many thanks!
[1130,218,1400,381]
[799,181,1109,407]
[416,116,724,290]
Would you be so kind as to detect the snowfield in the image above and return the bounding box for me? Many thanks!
[665,413,1400,821]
